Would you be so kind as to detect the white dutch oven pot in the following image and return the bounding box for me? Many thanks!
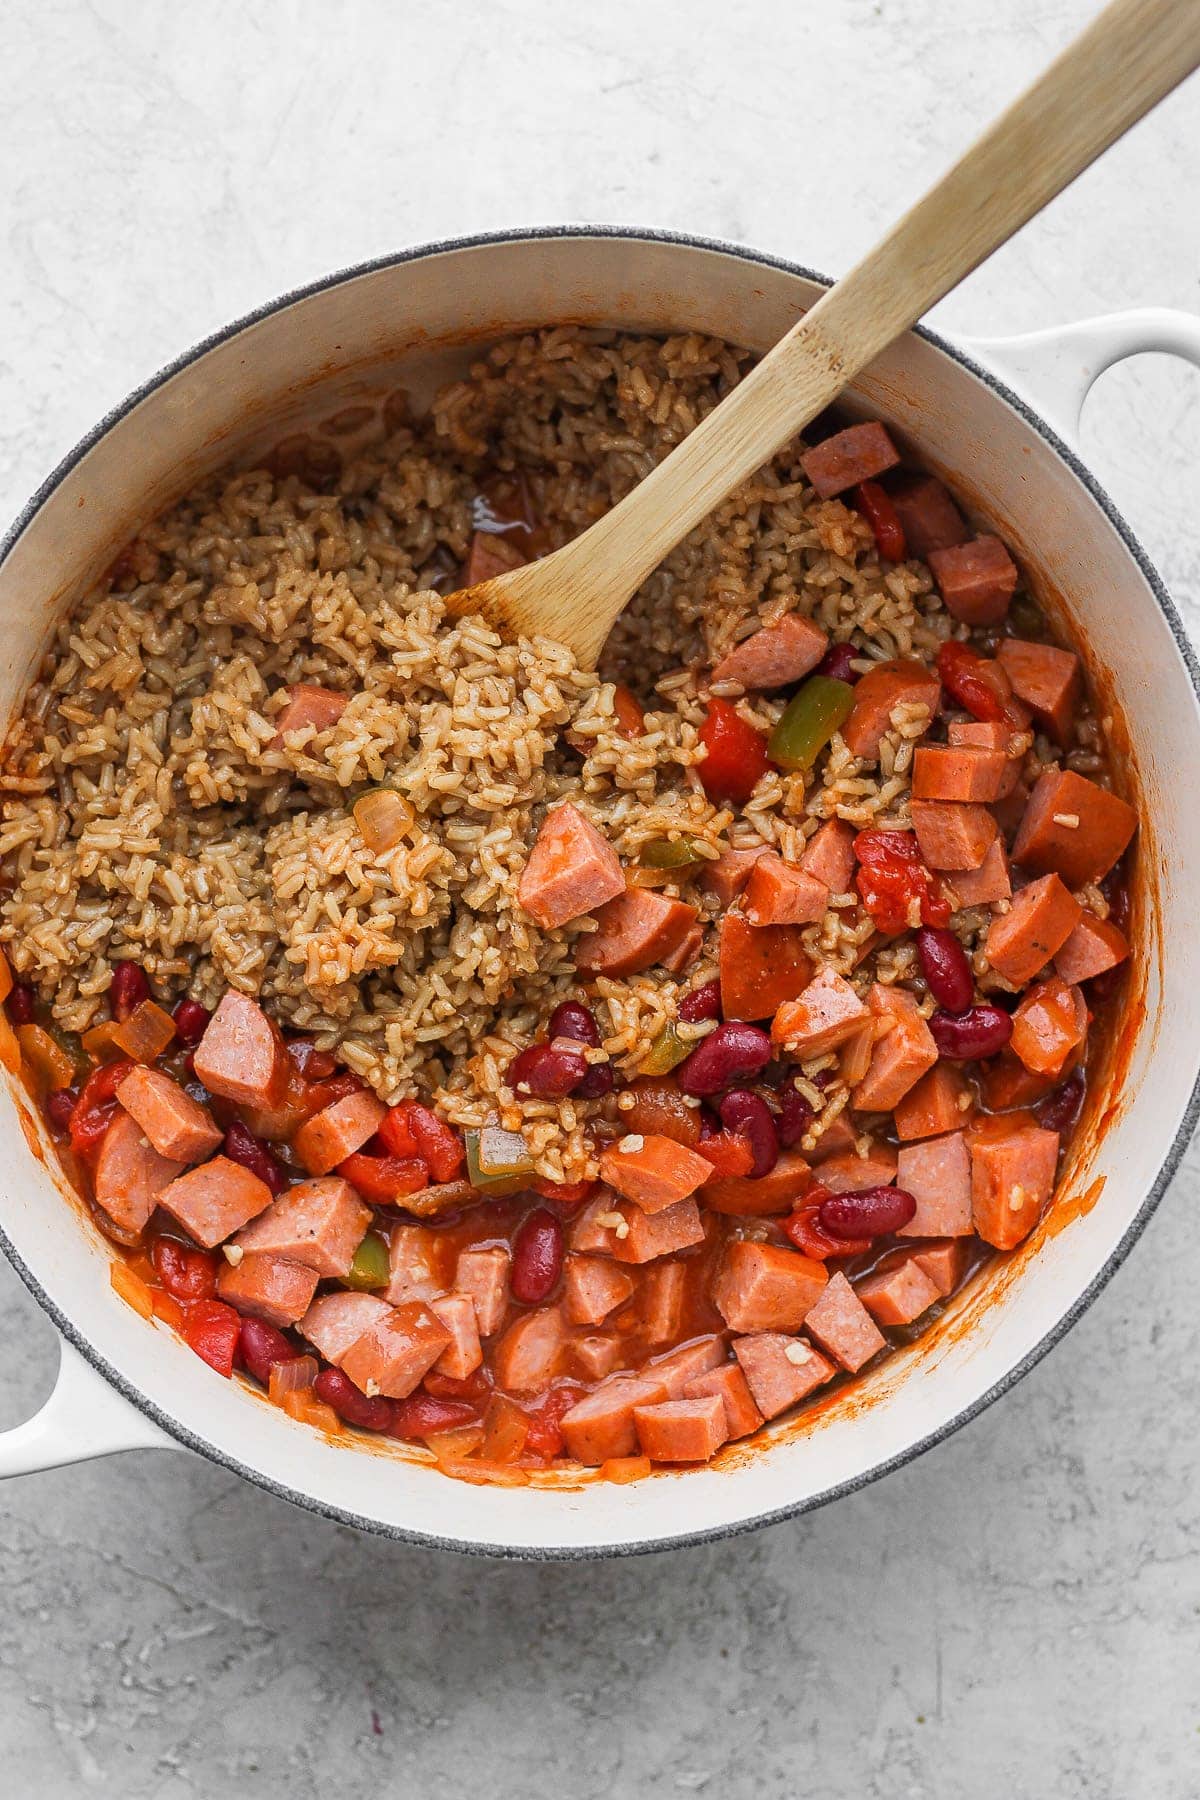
[1,231,1198,1557]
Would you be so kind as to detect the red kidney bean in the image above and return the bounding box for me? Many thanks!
[929,1004,1013,1060]
[45,1088,78,1132]
[172,997,211,1047]
[718,1089,779,1177]
[814,643,861,685]
[388,1392,479,1441]
[110,960,150,1022]
[678,1022,773,1097]
[776,1083,814,1149]
[678,979,722,1024]
[6,982,35,1024]
[508,1041,588,1099]
[818,1185,917,1241]
[916,926,974,1015]
[547,1000,601,1047]
[223,1119,288,1195]
[574,1060,615,1100]
[314,1365,396,1432]
[238,1316,299,1387]
[511,1207,564,1304]
[1035,1068,1086,1134]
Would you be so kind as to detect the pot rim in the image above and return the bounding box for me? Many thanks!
[2,223,1198,1560]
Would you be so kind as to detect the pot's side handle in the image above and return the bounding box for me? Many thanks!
[0,1337,176,1478]
[961,307,1200,449]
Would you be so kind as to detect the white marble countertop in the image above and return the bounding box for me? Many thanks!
[3,1,1200,1794]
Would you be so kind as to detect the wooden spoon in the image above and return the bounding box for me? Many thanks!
[447,0,1200,668]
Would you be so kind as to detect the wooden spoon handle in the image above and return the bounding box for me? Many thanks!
[515,0,1200,666]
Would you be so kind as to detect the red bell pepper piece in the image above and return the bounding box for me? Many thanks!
[854,480,907,562]
[182,1299,242,1378]
[336,1151,429,1205]
[521,1386,584,1460]
[854,828,950,934]
[936,641,1025,729]
[697,699,772,806]
[395,1100,465,1182]
[68,1059,137,1160]
[151,1237,218,1302]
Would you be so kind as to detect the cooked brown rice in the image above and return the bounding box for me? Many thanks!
[0,327,1078,1181]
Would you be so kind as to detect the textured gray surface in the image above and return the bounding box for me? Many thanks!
[3,0,1200,1793]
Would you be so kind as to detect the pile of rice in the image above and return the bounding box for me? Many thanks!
[0,327,1093,1180]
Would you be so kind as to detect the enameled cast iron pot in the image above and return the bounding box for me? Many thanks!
[1,229,1199,1558]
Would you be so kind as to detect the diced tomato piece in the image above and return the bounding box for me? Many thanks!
[397,1101,465,1182]
[286,1038,338,1081]
[854,828,950,934]
[936,641,1024,729]
[423,1367,491,1401]
[854,480,907,562]
[388,1393,481,1441]
[697,699,773,806]
[782,1194,872,1260]
[336,1151,429,1204]
[377,1106,421,1159]
[181,1299,242,1378]
[531,1176,596,1208]
[151,1237,218,1302]
[68,1058,137,1160]
[304,1071,367,1114]
[612,683,646,738]
[522,1386,585,1461]
[695,1131,755,1178]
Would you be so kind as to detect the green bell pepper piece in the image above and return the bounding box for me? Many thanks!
[344,1232,391,1291]
[767,675,855,771]
[638,1021,690,1076]
[465,1125,535,1195]
[639,835,707,871]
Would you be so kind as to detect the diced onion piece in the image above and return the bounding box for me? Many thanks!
[481,1393,530,1463]
[16,1023,76,1091]
[110,1260,154,1319]
[600,1455,652,1484]
[281,1388,340,1431]
[427,1424,485,1464]
[112,999,176,1063]
[82,1020,129,1063]
[268,1354,319,1404]
[353,788,414,853]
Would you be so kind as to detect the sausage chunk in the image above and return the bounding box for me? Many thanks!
[771,968,869,1057]
[842,659,940,759]
[719,913,813,1021]
[802,1271,887,1372]
[576,888,699,977]
[217,1251,318,1329]
[271,683,348,746]
[634,1395,728,1463]
[733,1333,834,1418]
[801,422,901,499]
[895,1131,973,1237]
[911,800,998,872]
[116,1067,222,1164]
[888,473,969,557]
[517,803,625,930]
[985,873,1082,985]
[711,1240,827,1333]
[710,613,828,691]
[927,535,1019,626]
[93,1112,185,1236]
[159,1155,274,1248]
[233,1176,371,1278]
[996,638,1082,745]
[193,992,289,1112]
[294,1090,387,1177]
[744,854,829,926]
[1012,768,1137,887]
[971,1124,1060,1248]
[852,984,938,1112]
